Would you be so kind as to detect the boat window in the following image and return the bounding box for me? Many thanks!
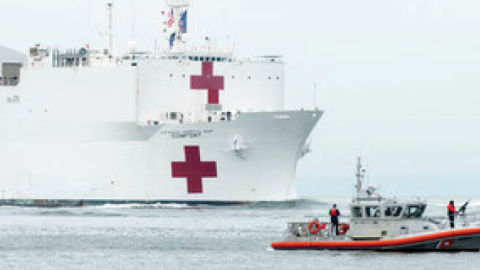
[404,205,426,218]
[384,206,403,217]
[365,206,380,218]
[352,206,362,218]
[384,207,392,217]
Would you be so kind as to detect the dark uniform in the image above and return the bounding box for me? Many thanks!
[329,205,340,236]
[447,200,457,229]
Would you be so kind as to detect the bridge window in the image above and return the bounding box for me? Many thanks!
[200,57,204,61]
[247,76,251,80]
[365,206,380,218]
[404,205,426,218]
[352,206,362,218]
[1,63,22,86]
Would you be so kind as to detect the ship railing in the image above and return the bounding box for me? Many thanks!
[142,110,240,126]
[427,213,479,229]
[153,51,283,64]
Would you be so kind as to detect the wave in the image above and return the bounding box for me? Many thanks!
[246,198,329,210]
[86,203,199,210]
[38,210,126,217]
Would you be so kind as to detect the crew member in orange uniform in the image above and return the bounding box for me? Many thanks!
[447,200,458,229]
[329,204,340,235]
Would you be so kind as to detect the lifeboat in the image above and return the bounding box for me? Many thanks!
[271,156,480,252]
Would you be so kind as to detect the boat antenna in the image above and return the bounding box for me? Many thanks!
[355,155,365,194]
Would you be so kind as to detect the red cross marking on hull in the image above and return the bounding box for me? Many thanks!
[190,62,224,104]
[171,146,217,194]
[437,238,455,249]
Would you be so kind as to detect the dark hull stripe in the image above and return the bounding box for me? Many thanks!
[0,199,250,207]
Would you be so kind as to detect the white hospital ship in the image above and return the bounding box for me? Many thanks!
[0,1,322,206]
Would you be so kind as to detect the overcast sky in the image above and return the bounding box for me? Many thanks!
[1,0,479,197]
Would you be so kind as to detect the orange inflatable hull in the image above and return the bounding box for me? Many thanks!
[272,227,480,251]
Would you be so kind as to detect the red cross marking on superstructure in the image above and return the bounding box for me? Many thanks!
[190,61,224,104]
[171,146,217,194]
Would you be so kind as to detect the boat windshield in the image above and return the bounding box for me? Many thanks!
[403,205,426,218]
[384,206,403,217]
[365,206,381,218]
[352,206,363,218]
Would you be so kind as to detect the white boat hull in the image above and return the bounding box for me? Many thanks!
[0,110,321,205]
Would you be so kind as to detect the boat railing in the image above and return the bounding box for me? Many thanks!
[286,221,337,239]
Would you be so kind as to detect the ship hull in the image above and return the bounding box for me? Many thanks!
[0,110,321,206]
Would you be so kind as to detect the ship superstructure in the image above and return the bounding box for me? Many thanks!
[0,1,322,206]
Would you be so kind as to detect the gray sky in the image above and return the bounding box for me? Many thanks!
[1,0,479,197]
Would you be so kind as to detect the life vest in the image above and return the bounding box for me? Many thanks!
[447,204,455,214]
[330,209,339,217]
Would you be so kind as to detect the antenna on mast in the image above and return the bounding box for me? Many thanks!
[107,3,114,56]
[355,155,365,194]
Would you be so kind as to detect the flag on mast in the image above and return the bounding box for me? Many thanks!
[169,32,176,48]
[167,8,175,27]
[179,11,187,34]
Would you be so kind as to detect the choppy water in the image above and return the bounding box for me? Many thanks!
[1,197,480,270]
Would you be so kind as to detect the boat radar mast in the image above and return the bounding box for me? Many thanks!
[355,155,366,194]
[354,155,380,201]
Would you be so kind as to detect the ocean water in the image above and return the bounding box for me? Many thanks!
[1,197,480,270]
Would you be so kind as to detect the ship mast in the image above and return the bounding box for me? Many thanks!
[107,3,114,56]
